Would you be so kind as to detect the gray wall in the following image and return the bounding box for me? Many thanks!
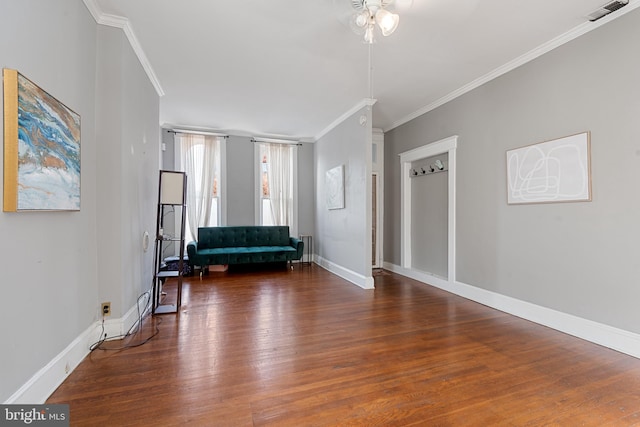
[0,0,159,401]
[410,154,448,278]
[385,8,640,333]
[315,106,372,281]
[297,142,316,237]
[97,26,159,317]
[226,136,256,226]
[161,129,175,169]
[0,0,98,402]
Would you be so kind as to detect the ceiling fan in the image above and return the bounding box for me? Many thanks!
[340,0,413,43]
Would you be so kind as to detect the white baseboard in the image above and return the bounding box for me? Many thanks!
[4,322,100,404]
[5,293,152,404]
[383,262,640,359]
[316,255,374,289]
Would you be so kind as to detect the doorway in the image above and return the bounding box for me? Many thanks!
[399,135,457,282]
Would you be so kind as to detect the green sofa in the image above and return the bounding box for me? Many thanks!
[186,226,304,272]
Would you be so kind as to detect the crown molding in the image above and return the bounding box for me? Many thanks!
[314,98,377,141]
[384,0,640,132]
[82,0,165,97]
[82,0,103,21]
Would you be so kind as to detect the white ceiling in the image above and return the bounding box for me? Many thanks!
[89,0,636,141]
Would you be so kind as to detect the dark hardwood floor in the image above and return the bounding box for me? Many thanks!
[48,265,640,426]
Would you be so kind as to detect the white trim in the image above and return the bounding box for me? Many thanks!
[398,135,457,281]
[82,0,165,97]
[4,298,151,404]
[400,160,411,268]
[384,0,640,132]
[81,0,103,21]
[316,255,375,289]
[372,130,384,269]
[4,322,99,404]
[383,262,640,360]
[447,146,457,281]
[372,172,381,268]
[314,98,377,142]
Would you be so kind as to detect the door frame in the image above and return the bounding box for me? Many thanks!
[399,135,457,282]
[372,130,384,268]
[372,172,381,268]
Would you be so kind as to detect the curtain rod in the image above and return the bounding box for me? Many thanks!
[169,128,228,138]
[251,137,301,146]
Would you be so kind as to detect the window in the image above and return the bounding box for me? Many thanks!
[176,133,224,244]
[256,142,298,236]
[261,153,275,226]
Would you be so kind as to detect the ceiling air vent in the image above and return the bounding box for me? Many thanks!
[587,0,629,22]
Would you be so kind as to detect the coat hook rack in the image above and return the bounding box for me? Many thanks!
[410,160,448,178]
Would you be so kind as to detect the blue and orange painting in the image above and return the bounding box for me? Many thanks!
[17,73,80,210]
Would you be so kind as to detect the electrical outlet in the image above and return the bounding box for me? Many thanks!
[101,302,111,317]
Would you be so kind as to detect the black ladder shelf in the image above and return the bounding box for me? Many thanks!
[152,170,187,314]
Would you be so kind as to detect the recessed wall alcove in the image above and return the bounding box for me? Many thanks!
[399,135,457,282]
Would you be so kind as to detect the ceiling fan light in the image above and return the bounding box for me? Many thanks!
[376,9,399,36]
[355,10,370,28]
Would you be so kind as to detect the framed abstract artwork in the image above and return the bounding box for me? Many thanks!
[326,164,344,210]
[506,131,591,205]
[3,69,81,212]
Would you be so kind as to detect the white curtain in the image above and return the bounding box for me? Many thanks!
[265,143,295,226]
[179,133,219,241]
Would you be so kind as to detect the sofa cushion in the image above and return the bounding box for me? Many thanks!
[227,246,296,264]
[224,246,296,254]
[198,226,291,249]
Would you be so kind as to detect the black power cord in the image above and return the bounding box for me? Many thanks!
[89,290,161,352]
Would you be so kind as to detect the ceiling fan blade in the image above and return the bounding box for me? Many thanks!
[380,0,412,12]
[333,0,367,34]
[351,0,366,11]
